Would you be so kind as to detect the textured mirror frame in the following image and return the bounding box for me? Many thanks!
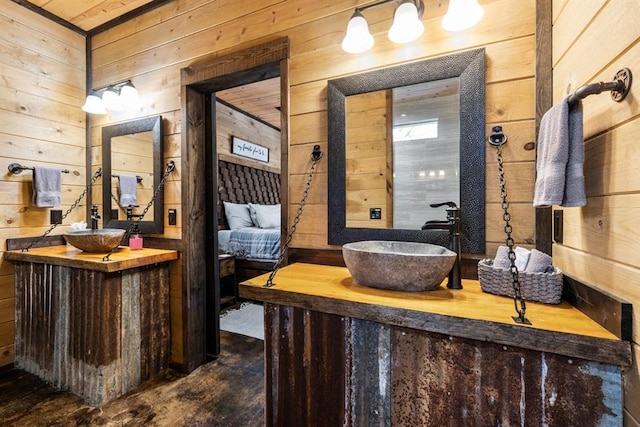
[101,115,164,234]
[327,48,486,253]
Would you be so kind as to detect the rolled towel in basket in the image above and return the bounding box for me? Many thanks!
[493,245,511,268]
[493,245,531,270]
[525,249,553,273]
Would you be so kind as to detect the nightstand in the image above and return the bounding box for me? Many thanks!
[218,253,237,307]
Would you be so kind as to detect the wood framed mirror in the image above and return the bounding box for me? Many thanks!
[101,115,164,234]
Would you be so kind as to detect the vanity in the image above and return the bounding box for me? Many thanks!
[4,245,178,406]
[240,263,632,426]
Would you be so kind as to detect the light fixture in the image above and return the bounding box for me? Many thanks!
[341,0,424,53]
[388,0,424,43]
[341,11,375,54]
[81,80,140,115]
[101,87,123,111]
[81,90,107,114]
[442,0,484,32]
[118,81,140,106]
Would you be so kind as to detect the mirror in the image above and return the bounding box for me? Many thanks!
[102,115,164,234]
[328,48,485,253]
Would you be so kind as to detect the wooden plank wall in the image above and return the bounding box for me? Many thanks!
[550,0,640,424]
[0,0,86,368]
[345,90,390,228]
[86,0,536,364]
[215,101,281,172]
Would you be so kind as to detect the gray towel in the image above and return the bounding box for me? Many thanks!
[493,245,511,268]
[32,166,61,208]
[117,175,138,207]
[525,249,553,273]
[533,96,586,207]
[514,246,531,271]
[493,245,530,270]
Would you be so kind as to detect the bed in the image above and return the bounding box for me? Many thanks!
[217,159,281,282]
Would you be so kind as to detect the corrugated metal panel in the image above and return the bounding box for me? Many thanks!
[14,262,171,406]
[264,303,348,426]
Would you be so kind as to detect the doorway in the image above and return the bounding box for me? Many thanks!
[180,38,289,372]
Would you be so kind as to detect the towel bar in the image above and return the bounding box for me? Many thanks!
[8,163,70,174]
[112,174,143,183]
[568,68,632,106]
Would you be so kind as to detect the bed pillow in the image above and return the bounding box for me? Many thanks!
[248,203,281,229]
[223,202,254,229]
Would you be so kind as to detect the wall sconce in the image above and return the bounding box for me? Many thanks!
[81,80,140,115]
[442,0,484,32]
[341,0,424,54]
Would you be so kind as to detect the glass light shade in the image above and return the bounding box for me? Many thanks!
[102,87,123,110]
[442,0,484,32]
[341,11,375,53]
[118,81,140,107]
[388,1,425,44]
[81,92,107,114]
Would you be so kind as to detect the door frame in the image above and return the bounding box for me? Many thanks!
[180,37,290,372]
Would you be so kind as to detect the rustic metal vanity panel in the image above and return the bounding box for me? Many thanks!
[390,326,622,426]
[348,318,391,426]
[13,259,172,406]
[264,303,348,427]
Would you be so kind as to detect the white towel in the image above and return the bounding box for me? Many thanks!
[32,166,61,208]
[533,96,586,207]
[117,175,138,207]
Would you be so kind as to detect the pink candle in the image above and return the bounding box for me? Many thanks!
[129,234,143,250]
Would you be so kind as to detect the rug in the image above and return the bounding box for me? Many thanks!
[220,302,264,340]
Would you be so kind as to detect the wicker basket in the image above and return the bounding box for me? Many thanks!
[477,259,564,304]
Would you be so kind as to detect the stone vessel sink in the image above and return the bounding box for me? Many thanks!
[63,229,126,253]
[342,241,456,292]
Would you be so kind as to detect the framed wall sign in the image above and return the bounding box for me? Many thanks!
[232,136,269,162]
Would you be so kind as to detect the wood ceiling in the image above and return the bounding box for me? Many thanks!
[217,78,281,130]
[16,0,282,130]
[17,0,159,32]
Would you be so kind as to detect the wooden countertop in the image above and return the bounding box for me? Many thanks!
[4,245,179,273]
[240,263,632,366]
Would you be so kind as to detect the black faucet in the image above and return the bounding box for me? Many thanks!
[90,205,100,230]
[421,201,462,290]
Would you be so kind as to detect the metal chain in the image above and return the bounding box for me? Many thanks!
[23,168,103,252]
[495,143,530,325]
[102,161,175,261]
[264,146,322,287]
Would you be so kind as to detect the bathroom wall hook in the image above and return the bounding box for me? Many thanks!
[487,126,508,147]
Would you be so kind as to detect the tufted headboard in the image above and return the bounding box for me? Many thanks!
[217,159,280,229]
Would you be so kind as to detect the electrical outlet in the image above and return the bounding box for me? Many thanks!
[553,210,563,243]
[370,208,382,220]
[50,210,62,224]
[168,209,177,225]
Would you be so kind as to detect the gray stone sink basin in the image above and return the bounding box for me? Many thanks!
[63,228,126,253]
[342,241,456,292]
